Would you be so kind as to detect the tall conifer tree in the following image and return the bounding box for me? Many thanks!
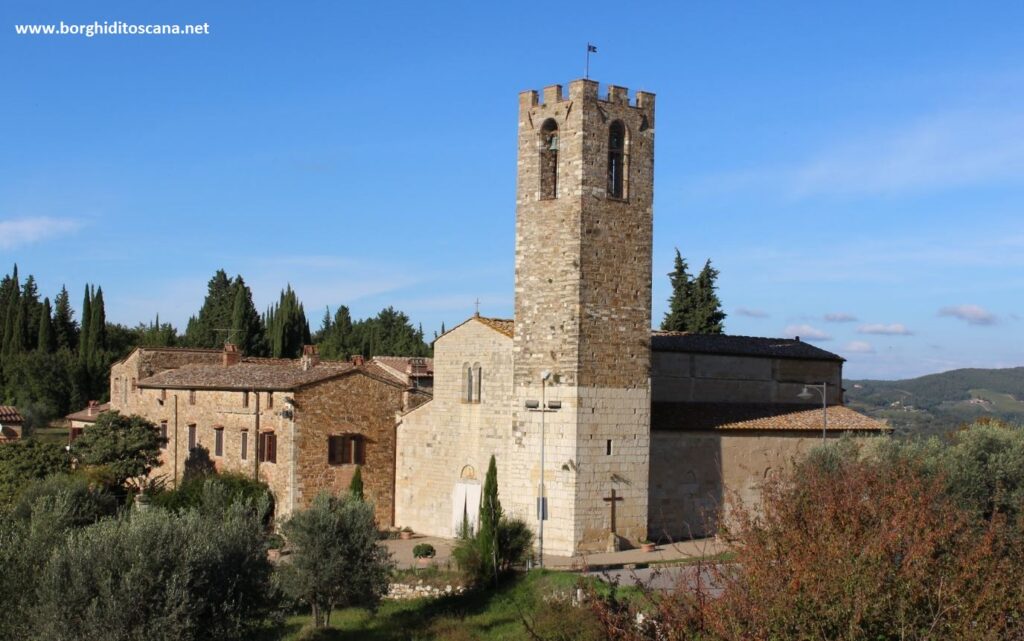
[661,248,693,332]
[37,297,54,353]
[478,455,503,585]
[53,285,77,351]
[687,259,727,334]
[79,285,92,361]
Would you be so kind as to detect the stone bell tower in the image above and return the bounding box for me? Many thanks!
[508,79,655,555]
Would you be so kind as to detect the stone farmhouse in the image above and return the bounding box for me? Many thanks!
[392,79,886,556]
[105,345,431,525]
[0,406,24,442]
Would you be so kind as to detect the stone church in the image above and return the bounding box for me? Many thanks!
[393,78,886,556]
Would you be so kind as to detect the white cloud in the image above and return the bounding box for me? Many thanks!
[857,323,913,336]
[844,341,876,354]
[939,304,997,326]
[735,307,769,318]
[789,110,1024,197]
[0,217,83,249]
[824,312,858,323]
[783,323,832,342]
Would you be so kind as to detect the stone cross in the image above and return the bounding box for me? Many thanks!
[603,488,624,534]
[474,298,480,316]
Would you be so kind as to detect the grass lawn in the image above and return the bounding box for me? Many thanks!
[262,570,623,641]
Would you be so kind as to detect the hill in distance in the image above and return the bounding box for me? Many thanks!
[845,367,1024,438]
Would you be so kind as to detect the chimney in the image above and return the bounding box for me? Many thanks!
[87,400,98,417]
[222,343,241,367]
[351,354,365,367]
[301,345,320,371]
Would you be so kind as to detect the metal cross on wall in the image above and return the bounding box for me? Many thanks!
[603,488,624,534]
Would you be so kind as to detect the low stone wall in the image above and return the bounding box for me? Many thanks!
[386,580,466,600]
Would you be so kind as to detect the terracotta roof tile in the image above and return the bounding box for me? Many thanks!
[64,402,111,423]
[138,361,357,391]
[652,402,888,433]
[0,406,24,424]
[372,356,434,378]
[475,316,514,338]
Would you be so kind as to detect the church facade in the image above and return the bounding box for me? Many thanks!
[394,79,886,556]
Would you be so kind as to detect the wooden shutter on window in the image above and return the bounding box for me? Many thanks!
[353,436,366,465]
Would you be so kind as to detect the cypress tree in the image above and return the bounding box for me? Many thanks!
[688,259,727,334]
[53,285,77,351]
[79,285,92,361]
[266,286,310,358]
[349,465,364,501]
[478,454,502,585]
[661,248,693,332]
[229,277,266,355]
[8,298,26,354]
[185,270,234,348]
[37,297,54,353]
[88,286,107,355]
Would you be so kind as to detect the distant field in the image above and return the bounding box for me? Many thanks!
[846,367,1024,438]
[32,426,69,445]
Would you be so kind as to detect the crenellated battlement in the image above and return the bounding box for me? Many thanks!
[519,79,655,111]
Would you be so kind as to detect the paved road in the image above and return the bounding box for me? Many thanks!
[590,564,729,597]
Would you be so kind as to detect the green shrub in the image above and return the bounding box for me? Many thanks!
[71,411,165,490]
[0,438,69,511]
[453,517,534,585]
[413,543,436,558]
[12,473,118,527]
[150,471,274,525]
[31,502,276,641]
[278,492,393,628]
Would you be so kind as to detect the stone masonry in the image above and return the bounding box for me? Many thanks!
[109,346,427,525]
[511,80,655,553]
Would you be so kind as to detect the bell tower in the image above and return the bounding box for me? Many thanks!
[509,79,655,554]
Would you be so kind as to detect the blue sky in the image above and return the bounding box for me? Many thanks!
[2,1,1023,380]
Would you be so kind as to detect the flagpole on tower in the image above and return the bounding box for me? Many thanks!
[585,43,597,79]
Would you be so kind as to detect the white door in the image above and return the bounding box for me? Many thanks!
[451,482,481,537]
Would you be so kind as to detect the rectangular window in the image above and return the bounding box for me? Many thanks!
[242,391,249,408]
[188,424,197,450]
[214,427,224,457]
[606,439,613,456]
[188,390,196,405]
[258,432,277,464]
[241,431,248,461]
[159,421,168,448]
[267,392,273,409]
[328,434,365,465]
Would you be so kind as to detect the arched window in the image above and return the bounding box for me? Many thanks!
[608,120,627,199]
[464,363,473,402]
[472,363,482,403]
[539,119,559,200]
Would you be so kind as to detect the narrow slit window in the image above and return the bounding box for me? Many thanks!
[159,421,168,448]
[539,119,559,200]
[214,427,224,457]
[241,431,249,461]
[606,439,613,456]
[608,120,627,199]
[188,424,197,450]
[472,363,482,404]
[242,391,249,408]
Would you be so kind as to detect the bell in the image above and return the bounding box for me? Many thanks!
[548,135,559,151]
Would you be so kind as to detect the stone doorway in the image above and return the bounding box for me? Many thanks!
[451,465,481,537]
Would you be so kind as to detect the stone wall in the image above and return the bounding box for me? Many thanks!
[293,372,406,526]
[651,352,843,405]
[110,349,408,525]
[649,430,859,540]
[395,319,514,537]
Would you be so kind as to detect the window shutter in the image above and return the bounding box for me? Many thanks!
[354,436,366,465]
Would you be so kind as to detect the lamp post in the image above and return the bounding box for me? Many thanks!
[525,370,560,568]
[798,382,829,440]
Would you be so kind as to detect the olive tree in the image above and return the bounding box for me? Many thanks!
[277,492,393,627]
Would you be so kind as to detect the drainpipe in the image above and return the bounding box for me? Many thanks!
[173,394,179,489]
[289,399,297,515]
[253,390,260,482]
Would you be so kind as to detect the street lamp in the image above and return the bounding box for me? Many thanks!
[525,370,560,568]
[798,382,829,440]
